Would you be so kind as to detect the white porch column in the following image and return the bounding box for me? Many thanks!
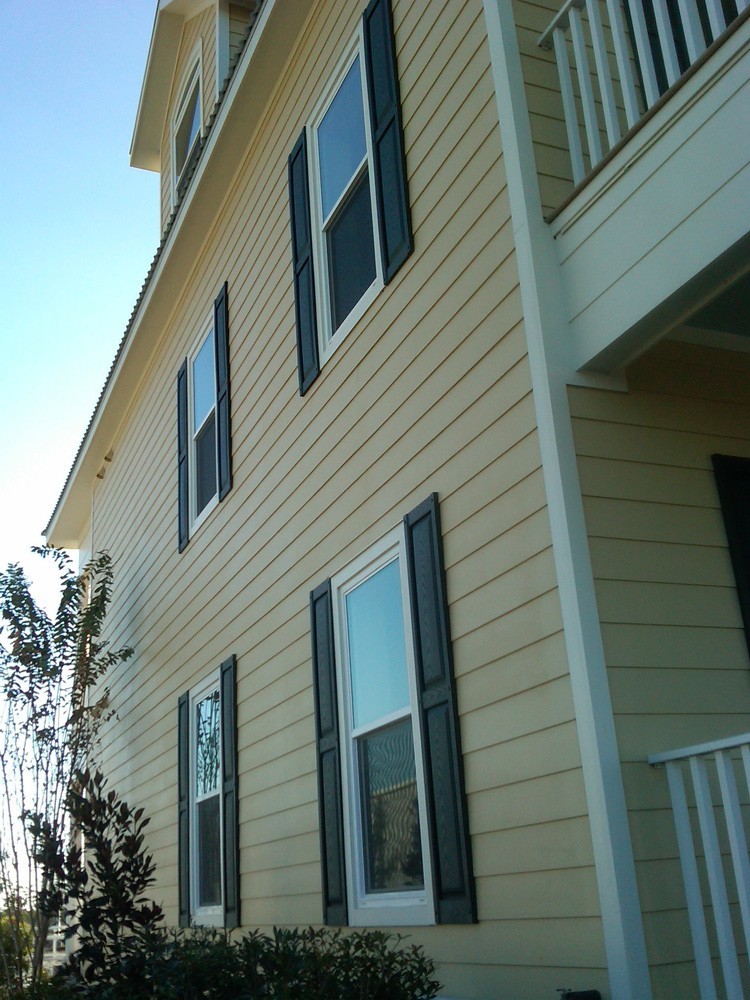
[481,1,652,997]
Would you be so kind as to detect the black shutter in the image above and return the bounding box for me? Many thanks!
[177,360,189,552]
[713,455,750,659]
[404,493,476,924]
[214,283,232,501]
[310,580,348,925]
[363,0,413,284]
[288,130,320,395]
[220,655,240,928]
[177,692,191,927]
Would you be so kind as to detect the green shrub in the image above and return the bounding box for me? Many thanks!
[48,926,440,1000]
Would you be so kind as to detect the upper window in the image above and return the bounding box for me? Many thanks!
[190,328,218,523]
[288,0,412,396]
[172,56,202,204]
[310,46,380,355]
[178,656,239,928]
[310,494,476,928]
[177,283,231,552]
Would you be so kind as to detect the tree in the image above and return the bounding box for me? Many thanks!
[0,548,133,990]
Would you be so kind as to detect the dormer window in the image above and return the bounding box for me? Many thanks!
[173,58,202,203]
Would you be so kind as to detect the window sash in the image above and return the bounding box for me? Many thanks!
[188,327,219,527]
[308,37,383,359]
[332,530,434,925]
[172,48,202,205]
[189,677,224,924]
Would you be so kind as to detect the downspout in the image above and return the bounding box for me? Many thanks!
[481,2,652,997]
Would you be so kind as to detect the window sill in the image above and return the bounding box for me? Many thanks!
[319,278,381,370]
[347,894,434,928]
[191,493,219,537]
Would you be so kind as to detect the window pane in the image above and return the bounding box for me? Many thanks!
[192,333,215,431]
[195,411,217,515]
[317,57,367,220]
[346,558,409,729]
[175,78,200,176]
[359,719,424,893]
[197,795,221,907]
[195,690,220,797]
[327,171,376,333]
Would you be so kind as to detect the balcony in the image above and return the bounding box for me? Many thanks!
[536,1,750,373]
[649,733,750,999]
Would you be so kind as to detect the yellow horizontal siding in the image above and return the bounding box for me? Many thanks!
[570,336,750,987]
[84,0,605,995]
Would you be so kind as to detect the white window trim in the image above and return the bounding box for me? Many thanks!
[307,31,384,369]
[187,319,219,533]
[331,527,435,927]
[189,672,223,927]
[171,41,204,209]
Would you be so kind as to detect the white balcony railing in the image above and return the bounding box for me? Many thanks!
[649,734,750,1000]
[538,0,748,185]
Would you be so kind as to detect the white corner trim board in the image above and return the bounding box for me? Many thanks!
[481,1,653,998]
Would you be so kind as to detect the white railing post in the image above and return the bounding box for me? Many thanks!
[624,0,661,107]
[585,0,621,147]
[569,5,604,166]
[651,0,682,86]
[690,755,744,999]
[715,749,750,962]
[650,733,750,1000]
[552,25,586,183]
[675,0,709,63]
[665,761,719,1000]
[603,0,641,128]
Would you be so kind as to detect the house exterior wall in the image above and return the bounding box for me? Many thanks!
[83,0,609,995]
[570,337,750,997]
[511,0,572,218]
[159,6,217,232]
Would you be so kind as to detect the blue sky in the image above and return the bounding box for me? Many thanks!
[0,1,160,609]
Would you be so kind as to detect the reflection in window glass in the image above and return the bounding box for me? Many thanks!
[346,559,409,729]
[175,75,200,178]
[359,719,424,893]
[192,334,215,430]
[317,57,367,220]
[196,691,220,796]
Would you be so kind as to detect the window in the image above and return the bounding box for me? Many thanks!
[176,283,231,551]
[310,494,475,927]
[172,56,202,203]
[712,454,750,659]
[178,656,239,928]
[288,0,412,395]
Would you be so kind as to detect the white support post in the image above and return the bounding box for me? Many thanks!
[569,5,604,166]
[690,755,744,1000]
[651,0,681,86]
[666,762,718,1000]
[675,0,708,63]
[585,0,621,148]
[626,0,661,107]
[714,750,750,963]
[553,25,586,183]
[705,0,728,41]
[604,0,641,128]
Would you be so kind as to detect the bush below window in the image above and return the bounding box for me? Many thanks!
[21,926,439,1000]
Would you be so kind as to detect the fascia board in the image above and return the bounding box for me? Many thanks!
[46,0,311,548]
